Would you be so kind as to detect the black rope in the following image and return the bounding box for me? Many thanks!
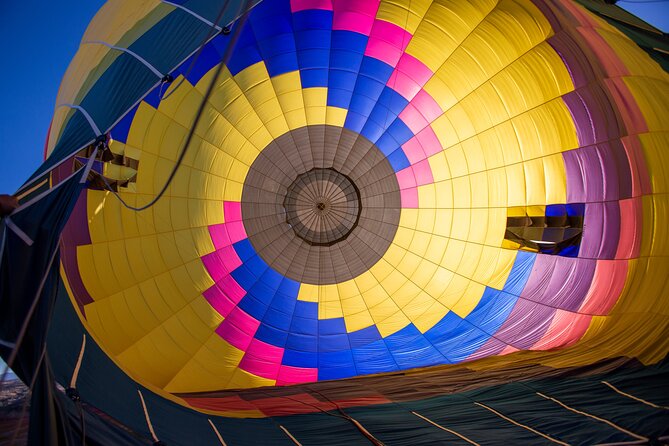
[99,0,252,212]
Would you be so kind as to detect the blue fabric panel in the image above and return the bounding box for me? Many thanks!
[259,267,283,289]
[286,332,318,352]
[289,315,318,336]
[227,25,262,75]
[385,324,445,369]
[348,325,382,348]
[293,300,317,319]
[300,69,328,88]
[319,333,351,352]
[386,120,414,146]
[282,349,318,367]
[257,38,299,77]
[503,251,536,296]
[292,9,332,31]
[567,202,585,216]
[318,350,357,380]
[546,204,567,217]
[254,324,288,348]
[352,340,398,374]
[255,323,289,346]
[183,43,221,85]
[560,245,580,257]
[386,149,411,172]
[344,110,370,133]
[110,105,138,143]
[238,293,270,319]
[232,239,255,262]
[262,307,294,331]
[230,265,257,290]
[143,85,163,108]
[318,317,346,335]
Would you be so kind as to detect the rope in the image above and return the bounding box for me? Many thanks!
[98,0,252,212]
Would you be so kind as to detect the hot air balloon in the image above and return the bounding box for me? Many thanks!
[1,0,668,444]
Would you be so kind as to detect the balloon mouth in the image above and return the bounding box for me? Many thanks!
[283,168,362,247]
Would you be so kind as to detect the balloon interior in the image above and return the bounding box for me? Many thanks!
[1,0,668,444]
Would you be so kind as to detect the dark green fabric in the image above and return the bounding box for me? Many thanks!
[0,168,88,446]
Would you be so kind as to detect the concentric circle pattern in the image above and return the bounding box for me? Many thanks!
[55,0,669,410]
[242,125,399,284]
[283,168,361,246]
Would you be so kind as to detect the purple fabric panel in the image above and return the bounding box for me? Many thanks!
[607,140,634,200]
[521,256,596,310]
[492,300,556,350]
[563,91,596,147]
[60,194,94,309]
[580,202,604,258]
[581,202,621,259]
[563,150,587,203]
[547,32,594,89]
[467,336,507,361]
[563,85,621,148]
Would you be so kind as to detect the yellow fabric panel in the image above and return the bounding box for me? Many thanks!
[376,0,432,35]
[413,300,449,333]
[430,114,460,150]
[542,153,567,204]
[303,87,328,125]
[344,308,376,333]
[226,368,275,390]
[523,158,547,206]
[638,132,669,194]
[115,296,223,388]
[377,311,412,338]
[505,163,527,207]
[297,283,319,303]
[325,106,348,127]
[272,71,308,130]
[486,168,509,208]
[405,0,497,72]
[640,195,669,258]
[164,334,245,393]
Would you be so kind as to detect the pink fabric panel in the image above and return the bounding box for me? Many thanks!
[216,308,260,351]
[615,198,642,259]
[365,20,411,66]
[277,365,319,385]
[578,259,627,315]
[202,251,228,282]
[209,224,231,249]
[416,126,442,157]
[239,355,281,380]
[412,159,434,186]
[205,274,248,317]
[396,167,417,189]
[224,201,242,222]
[402,136,427,164]
[388,54,433,99]
[247,338,284,363]
[400,187,418,208]
[411,90,442,123]
[531,310,592,351]
[621,135,652,197]
[220,245,243,274]
[226,220,247,243]
[239,339,285,380]
[399,103,429,134]
[500,345,519,356]
[290,0,333,12]
[332,0,379,34]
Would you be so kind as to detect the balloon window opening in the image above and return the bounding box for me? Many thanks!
[283,168,362,247]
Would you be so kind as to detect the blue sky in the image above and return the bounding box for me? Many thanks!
[0,1,667,194]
